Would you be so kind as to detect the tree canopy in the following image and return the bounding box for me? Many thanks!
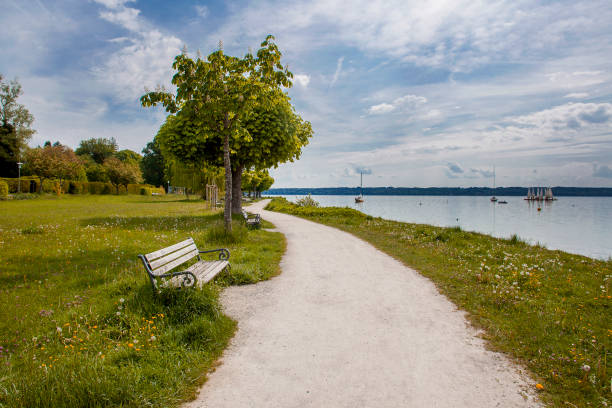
[141,139,166,187]
[104,156,143,190]
[142,35,294,231]
[76,137,118,164]
[0,74,35,177]
[24,144,85,191]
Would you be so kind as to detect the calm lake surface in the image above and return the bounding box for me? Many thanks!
[269,195,612,260]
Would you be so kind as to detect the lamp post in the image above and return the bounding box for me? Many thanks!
[17,162,23,193]
[167,180,170,194]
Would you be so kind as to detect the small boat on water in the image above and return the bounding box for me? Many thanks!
[524,186,557,201]
[490,166,498,202]
[355,172,365,203]
[498,200,508,204]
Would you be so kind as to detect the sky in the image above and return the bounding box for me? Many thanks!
[1,0,612,188]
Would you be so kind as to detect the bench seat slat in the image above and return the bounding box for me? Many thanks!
[198,261,229,285]
[187,259,224,274]
[148,243,198,270]
[145,238,194,261]
[153,249,199,276]
[164,260,229,288]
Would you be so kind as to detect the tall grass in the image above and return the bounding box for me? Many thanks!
[266,197,611,407]
[0,195,285,407]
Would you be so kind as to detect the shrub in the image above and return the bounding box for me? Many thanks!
[140,187,152,196]
[0,180,8,199]
[1,177,31,193]
[87,181,104,194]
[127,184,142,195]
[205,221,248,245]
[117,185,127,195]
[68,181,84,194]
[41,179,55,193]
[129,184,165,195]
[101,183,113,194]
[295,194,320,207]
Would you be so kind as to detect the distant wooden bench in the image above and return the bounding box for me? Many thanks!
[138,238,230,290]
[242,210,261,227]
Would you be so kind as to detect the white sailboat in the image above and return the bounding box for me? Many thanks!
[490,166,498,202]
[355,172,364,203]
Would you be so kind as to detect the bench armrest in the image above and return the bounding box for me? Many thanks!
[157,271,197,288]
[199,248,230,260]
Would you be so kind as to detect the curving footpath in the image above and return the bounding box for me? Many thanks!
[185,199,540,407]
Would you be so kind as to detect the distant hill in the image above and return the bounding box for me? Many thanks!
[266,187,612,197]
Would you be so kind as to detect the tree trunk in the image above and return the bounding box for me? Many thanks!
[223,131,232,232]
[231,165,243,214]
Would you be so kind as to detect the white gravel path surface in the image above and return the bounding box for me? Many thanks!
[185,199,541,407]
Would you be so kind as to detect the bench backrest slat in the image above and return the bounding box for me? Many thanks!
[152,249,199,276]
[145,238,194,261]
[148,243,198,270]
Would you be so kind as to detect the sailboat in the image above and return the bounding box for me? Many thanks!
[355,172,364,203]
[490,166,498,202]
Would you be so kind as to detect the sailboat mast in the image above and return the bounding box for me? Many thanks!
[493,166,496,191]
[360,172,363,196]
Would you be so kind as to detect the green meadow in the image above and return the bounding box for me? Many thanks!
[266,197,611,408]
[0,195,284,407]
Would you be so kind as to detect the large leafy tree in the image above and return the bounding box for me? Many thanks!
[104,156,143,192]
[75,137,118,164]
[141,139,166,187]
[153,88,312,214]
[141,36,292,231]
[0,74,35,177]
[115,149,142,166]
[242,169,274,198]
[24,144,85,191]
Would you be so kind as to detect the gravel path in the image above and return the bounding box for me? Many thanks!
[185,199,540,407]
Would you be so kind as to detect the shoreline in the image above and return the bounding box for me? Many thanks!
[267,194,612,260]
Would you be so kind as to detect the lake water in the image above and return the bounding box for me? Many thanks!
[268,195,612,260]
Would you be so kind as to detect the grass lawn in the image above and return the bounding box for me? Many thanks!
[0,194,284,407]
[266,197,611,408]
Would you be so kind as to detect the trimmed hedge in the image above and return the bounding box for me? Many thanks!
[0,177,164,196]
[0,177,39,193]
[129,183,165,195]
[0,180,8,198]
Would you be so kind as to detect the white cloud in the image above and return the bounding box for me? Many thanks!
[593,164,612,178]
[99,7,142,32]
[368,103,395,114]
[92,0,135,10]
[206,0,612,72]
[92,1,182,101]
[509,102,612,130]
[294,74,311,87]
[564,92,589,99]
[330,56,344,86]
[368,94,427,115]
[195,5,209,19]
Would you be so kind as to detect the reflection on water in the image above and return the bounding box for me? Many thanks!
[272,195,612,260]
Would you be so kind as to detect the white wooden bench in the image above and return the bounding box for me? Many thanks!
[138,238,230,290]
[242,210,261,227]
